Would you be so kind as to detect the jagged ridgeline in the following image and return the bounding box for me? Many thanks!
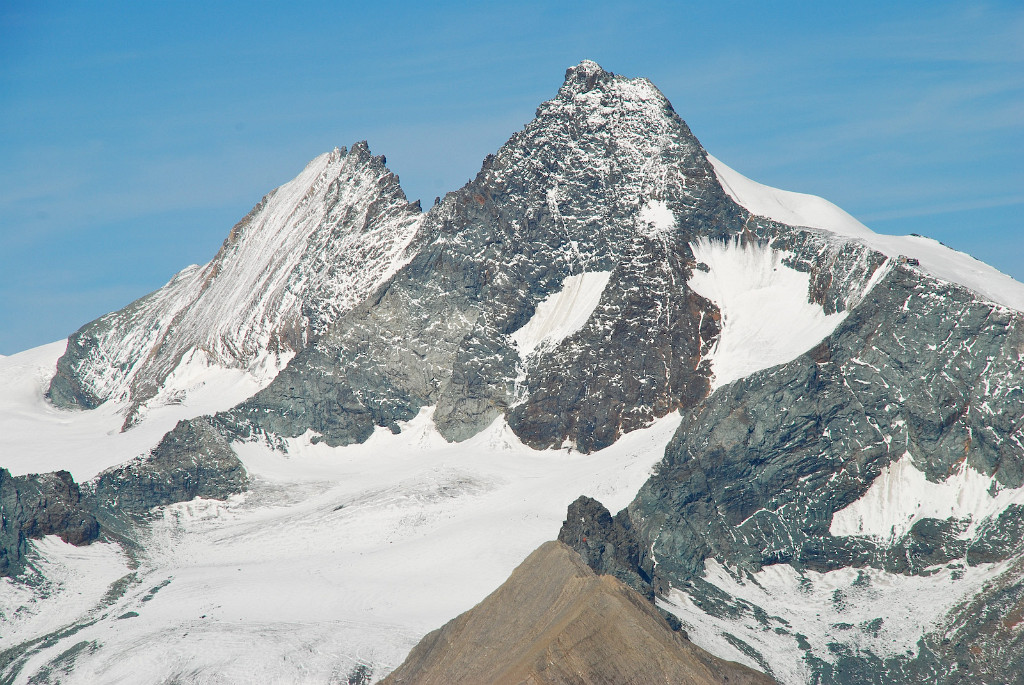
[10,60,1024,685]
[50,60,747,454]
[214,60,752,452]
[48,143,424,428]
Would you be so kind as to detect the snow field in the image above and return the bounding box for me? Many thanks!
[830,451,1024,543]
[510,271,612,357]
[661,556,1013,685]
[0,341,284,481]
[0,407,682,683]
[0,536,131,648]
[688,236,848,389]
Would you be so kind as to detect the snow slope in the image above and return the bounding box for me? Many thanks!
[661,556,1013,684]
[510,271,613,358]
[0,341,271,480]
[830,451,1024,543]
[687,237,848,389]
[53,145,422,417]
[0,408,681,683]
[708,155,1024,313]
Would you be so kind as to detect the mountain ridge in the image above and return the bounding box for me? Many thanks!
[1,60,1022,685]
[381,540,776,685]
[47,142,423,429]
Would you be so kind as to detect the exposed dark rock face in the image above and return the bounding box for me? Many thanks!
[92,416,247,515]
[620,264,1024,682]
[557,495,656,599]
[0,469,99,575]
[631,265,1024,582]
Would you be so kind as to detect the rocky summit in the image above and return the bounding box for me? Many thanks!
[380,541,775,685]
[1,60,1023,684]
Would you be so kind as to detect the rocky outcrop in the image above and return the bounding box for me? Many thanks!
[0,469,99,575]
[557,495,656,599]
[92,416,246,514]
[631,264,1024,582]
[620,263,1024,681]
[380,541,775,685]
[0,416,244,577]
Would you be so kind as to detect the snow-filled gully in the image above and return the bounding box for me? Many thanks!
[687,236,848,390]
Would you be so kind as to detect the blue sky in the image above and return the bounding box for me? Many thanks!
[1,1,1021,354]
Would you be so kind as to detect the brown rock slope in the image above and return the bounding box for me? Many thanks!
[380,541,775,685]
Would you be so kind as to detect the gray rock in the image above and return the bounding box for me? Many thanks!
[224,60,739,453]
[622,263,1024,681]
[92,416,246,515]
[557,495,655,599]
[0,469,99,576]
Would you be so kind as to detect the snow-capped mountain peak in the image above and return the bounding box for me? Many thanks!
[47,142,423,428]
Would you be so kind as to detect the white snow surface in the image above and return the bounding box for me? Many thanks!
[0,407,681,683]
[0,341,276,480]
[687,237,849,389]
[708,154,1024,313]
[661,556,1011,684]
[510,271,612,357]
[637,199,676,236]
[0,537,131,644]
[830,451,1024,544]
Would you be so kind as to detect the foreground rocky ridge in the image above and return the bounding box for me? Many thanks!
[381,541,775,685]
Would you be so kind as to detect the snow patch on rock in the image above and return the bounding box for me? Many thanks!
[510,271,612,358]
[688,237,847,389]
[661,556,1011,683]
[637,199,675,236]
[830,451,1024,543]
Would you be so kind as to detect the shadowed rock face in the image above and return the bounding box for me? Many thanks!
[0,469,99,575]
[557,495,657,600]
[380,541,775,685]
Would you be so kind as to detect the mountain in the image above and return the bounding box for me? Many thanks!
[380,540,775,685]
[2,60,1024,684]
[48,143,422,429]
